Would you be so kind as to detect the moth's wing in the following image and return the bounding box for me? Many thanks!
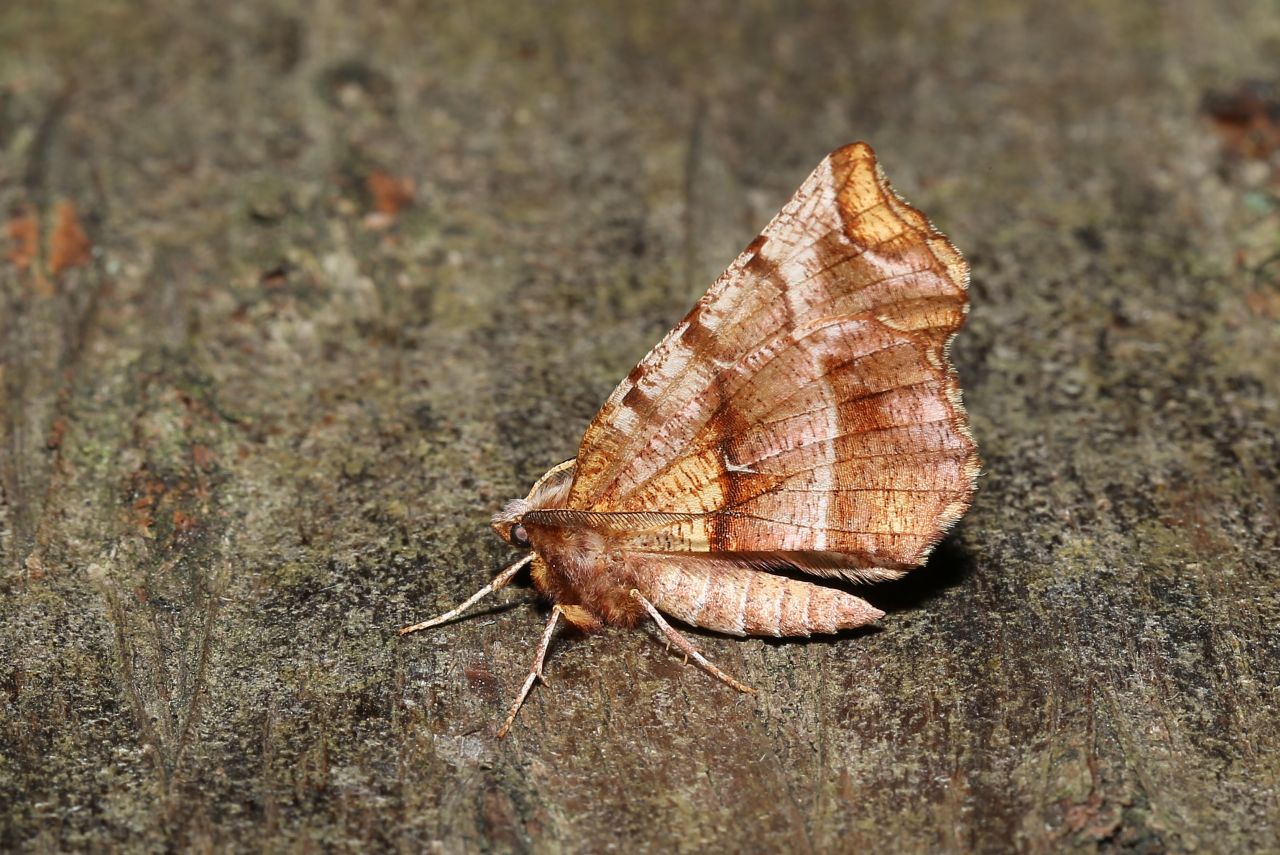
[565,142,977,577]
[601,314,976,578]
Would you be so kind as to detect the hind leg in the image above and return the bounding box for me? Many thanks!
[629,589,755,694]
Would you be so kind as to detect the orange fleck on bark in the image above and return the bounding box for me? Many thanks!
[25,551,46,581]
[192,444,216,469]
[366,170,415,216]
[1202,79,1280,161]
[172,510,199,534]
[48,200,92,274]
[1245,290,1280,320]
[47,417,68,450]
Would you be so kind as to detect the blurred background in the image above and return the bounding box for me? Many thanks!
[1,1,1277,852]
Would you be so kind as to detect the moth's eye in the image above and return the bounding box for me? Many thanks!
[510,524,530,548]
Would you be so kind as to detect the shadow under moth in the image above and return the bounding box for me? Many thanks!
[401,142,979,737]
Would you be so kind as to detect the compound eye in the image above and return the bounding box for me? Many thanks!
[510,523,530,548]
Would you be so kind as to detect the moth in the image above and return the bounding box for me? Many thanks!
[401,142,978,737]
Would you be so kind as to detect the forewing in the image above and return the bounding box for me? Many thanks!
[566,143,977,574]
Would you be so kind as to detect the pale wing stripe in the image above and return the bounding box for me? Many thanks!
[751,406,958,437]
[732,394,952,468]
[743,373,938,444]
[743,452,971,495]
[735,381,946,466]
[760,438,969,464]
[675,454,969,510]
[811,342,838,551]
[732,337,935,421]
[760,486,967,495]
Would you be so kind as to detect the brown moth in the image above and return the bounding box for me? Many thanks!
[401,142,978,737]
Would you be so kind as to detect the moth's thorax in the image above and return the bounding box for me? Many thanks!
[524,521,606,581]
[523,522,633,622]
[489,458,642,627]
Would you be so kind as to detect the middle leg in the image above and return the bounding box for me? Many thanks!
[497,605,563,738]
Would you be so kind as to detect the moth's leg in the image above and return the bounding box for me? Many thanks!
[528,607,599,688]
[497,605,563,738]
[399,553,534,635]
[629,589,756,694]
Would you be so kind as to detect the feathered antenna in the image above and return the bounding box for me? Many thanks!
[398,553,534,635]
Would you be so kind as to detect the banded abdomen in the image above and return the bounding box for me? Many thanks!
[633,558,883,637]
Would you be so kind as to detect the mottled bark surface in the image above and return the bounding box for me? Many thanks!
[1,2,1277,852]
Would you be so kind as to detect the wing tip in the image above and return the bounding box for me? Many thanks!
[827,140,877,163]
[825,140,971,298]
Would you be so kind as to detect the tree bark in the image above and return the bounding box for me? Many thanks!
[2,2,1277,852]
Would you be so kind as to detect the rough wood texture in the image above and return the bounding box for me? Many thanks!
[2,2,1277,852]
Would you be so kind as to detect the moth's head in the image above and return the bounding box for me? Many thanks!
[491,459,576,550]
[491,498,533,548]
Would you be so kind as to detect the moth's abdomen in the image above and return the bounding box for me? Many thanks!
[634,559,883,637]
